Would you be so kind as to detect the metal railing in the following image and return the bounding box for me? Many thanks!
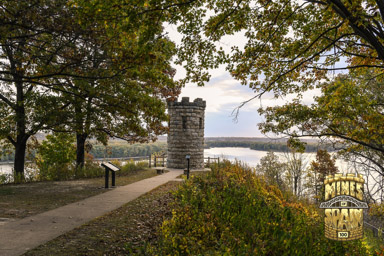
[93,156,150,163]
[149,155,166,168]
[364,221,384,239]
[0,161,13,165]
[204,157,220,167]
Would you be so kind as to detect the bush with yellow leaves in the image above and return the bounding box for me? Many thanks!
[149,160,369,255]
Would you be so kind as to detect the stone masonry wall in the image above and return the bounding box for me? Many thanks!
[167,97,206,169]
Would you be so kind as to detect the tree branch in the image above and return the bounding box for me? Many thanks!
[0,92,15,109]
[329,0,384,60]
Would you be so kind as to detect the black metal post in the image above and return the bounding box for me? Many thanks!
[154,156,157,167]
[187,158,190,179]
[105,168,109,188]
[149,156,151,168]
[111,171,116,187]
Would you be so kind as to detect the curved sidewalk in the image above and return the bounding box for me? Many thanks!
[0,169,183,256]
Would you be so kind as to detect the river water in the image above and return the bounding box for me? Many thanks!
[0,164,13,175]
[204,147,349,171]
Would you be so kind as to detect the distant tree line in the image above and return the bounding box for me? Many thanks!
[0,150,15,162]
[0,142,167,162]
[90,142,167,159]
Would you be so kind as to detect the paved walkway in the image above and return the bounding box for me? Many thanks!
[0,169,184,256]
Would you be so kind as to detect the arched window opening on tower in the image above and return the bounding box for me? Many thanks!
[199,118,202,129]
[182,116,187,129]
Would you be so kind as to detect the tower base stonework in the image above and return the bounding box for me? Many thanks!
[167,97,206,169]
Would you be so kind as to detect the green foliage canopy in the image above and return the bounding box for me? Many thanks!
[46,0,181,167]
[172,0,384,89]
[0,0,181,177]
[0,0,88,177]
[259,71,384,163]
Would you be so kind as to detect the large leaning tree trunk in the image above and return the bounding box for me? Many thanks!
[13,136,29,181]
[13,77,29,180]
[76,133,88,170]
[73,93,93,170]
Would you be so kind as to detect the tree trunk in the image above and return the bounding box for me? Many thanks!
[76,133,88,169]
[13,74,28,182]
[13,136,28,182]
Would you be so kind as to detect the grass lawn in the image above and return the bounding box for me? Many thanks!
[0,169,158,219]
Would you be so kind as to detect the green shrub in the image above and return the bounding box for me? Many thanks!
[90,142,167,158]
[0,173,12,184]
[120,160,148,176]
[75,161,104,178]
[136,161,149,170]
[109,159,122,168]
[24,165,39,182]
[364,228,384,254]
[149,161,369,255]
[36,133,76,181]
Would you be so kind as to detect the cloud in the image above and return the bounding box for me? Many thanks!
[205,106,264,137]
[258,87,322,108]
[180,72,259,112]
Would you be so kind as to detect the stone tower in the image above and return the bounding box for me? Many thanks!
[167,97,206,169]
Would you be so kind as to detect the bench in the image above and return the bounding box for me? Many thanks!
[155,167,165,174]
[101,162,120,188]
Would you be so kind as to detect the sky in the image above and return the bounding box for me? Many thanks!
[180,71,267,137]
[177,69,321,137]
[165,24,321,138]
